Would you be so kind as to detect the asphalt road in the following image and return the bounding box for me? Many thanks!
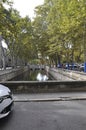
[0,100,86,130]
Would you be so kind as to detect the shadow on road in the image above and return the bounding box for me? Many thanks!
[0,111,14,127]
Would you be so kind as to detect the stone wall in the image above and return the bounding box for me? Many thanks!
[0,66,29,81]
[1,80,86,93]
[45,66,86,81]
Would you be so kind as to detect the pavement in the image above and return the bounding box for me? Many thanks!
[13,92,86,102]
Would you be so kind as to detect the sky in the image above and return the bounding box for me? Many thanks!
[12,0,44,19]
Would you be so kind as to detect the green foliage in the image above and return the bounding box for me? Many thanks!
[0,0,86,67]
[43,0,86,64]
[0,1,36,65]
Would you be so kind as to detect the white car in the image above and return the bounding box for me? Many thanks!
[0,84,14,119]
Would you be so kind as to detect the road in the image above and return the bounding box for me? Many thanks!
[0,100,86,130]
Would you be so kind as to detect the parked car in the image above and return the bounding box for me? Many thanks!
[79,63,84,71]
[0,84,14,119]
[64,63,79,70]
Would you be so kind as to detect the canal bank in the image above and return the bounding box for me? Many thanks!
[0,66,86,93]
[0,66,29,81]
[45,66,86,81]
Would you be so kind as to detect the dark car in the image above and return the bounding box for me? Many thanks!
[0,84,14,119]
[79,63,84,71]
[64,63,79,70]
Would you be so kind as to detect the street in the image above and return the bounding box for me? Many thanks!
[0,100,86,130]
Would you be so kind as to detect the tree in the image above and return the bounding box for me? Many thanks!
[44,0,86,65]
[32,4,50,64]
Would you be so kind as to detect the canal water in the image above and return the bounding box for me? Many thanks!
[10,70,51,81]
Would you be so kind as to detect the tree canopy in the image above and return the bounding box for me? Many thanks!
[0,0,86,67]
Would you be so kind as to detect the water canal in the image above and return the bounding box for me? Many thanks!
[10,70,52,81]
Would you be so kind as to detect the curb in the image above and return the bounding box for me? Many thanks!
[14,97,86,102]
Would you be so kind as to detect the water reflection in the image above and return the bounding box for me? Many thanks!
[36,72,48,81]
[10,70,49,81]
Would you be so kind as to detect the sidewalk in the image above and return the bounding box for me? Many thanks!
[13,92,86,102]
[52,68,86,80]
